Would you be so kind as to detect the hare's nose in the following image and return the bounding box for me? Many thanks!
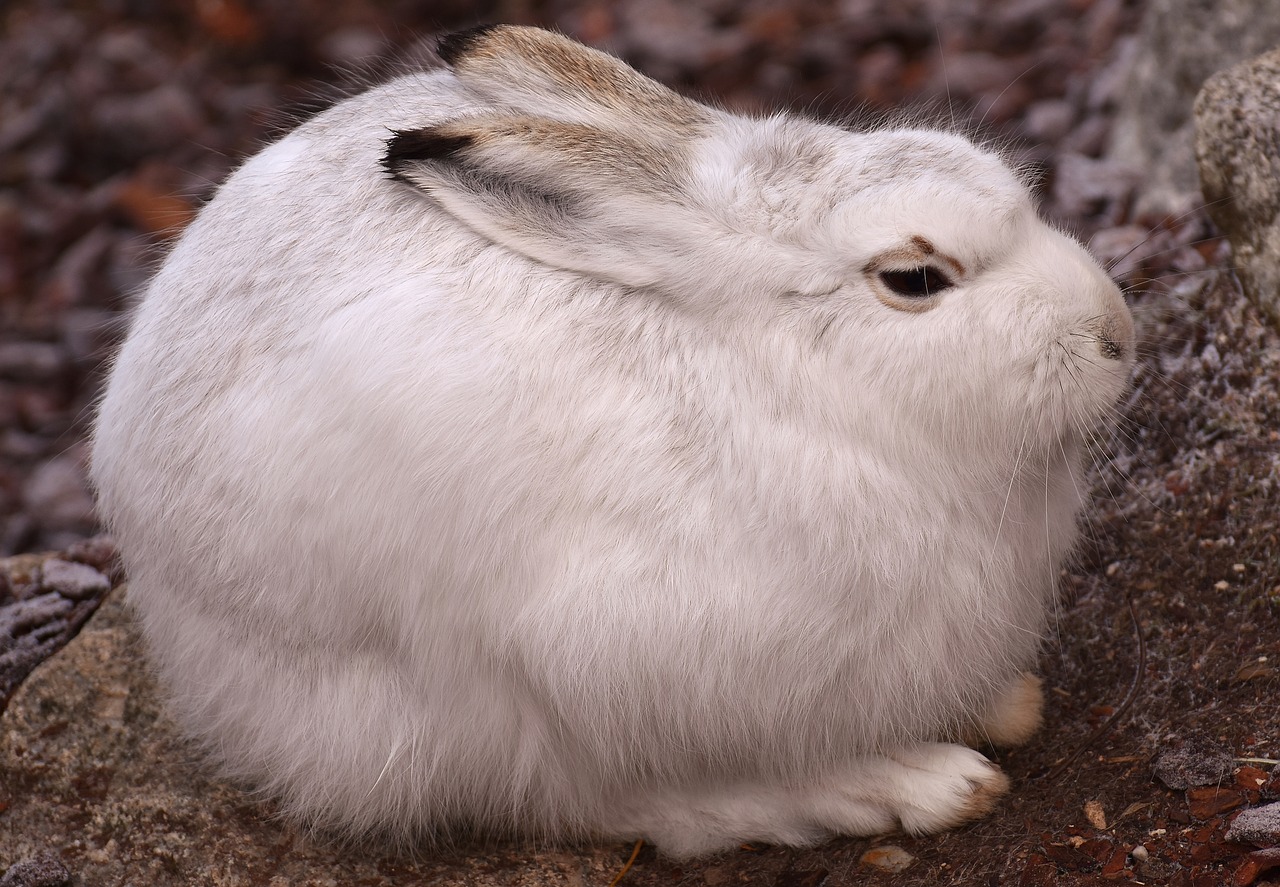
[1095,313,1133,362]
[1097,330,1125,360]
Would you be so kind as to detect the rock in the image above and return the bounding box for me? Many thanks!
[1024,98,1077,143]
[1194,48,1280,330]
[0,547,113,714]
[0,854,72,887]
[0,592,74,637]
[61,535,118,573]
[1153,736,1236,790]
[1227,802,1280,846]
[39,559,110,601]
[1108,0,1280,215]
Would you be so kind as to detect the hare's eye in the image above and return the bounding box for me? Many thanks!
[879,267,954,298]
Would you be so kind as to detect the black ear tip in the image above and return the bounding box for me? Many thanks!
[383,128,473,179]
[437,23,501,66]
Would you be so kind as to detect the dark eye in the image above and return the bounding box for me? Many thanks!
[878,266,954,298]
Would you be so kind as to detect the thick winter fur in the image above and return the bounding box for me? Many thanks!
[91,26,1134,857]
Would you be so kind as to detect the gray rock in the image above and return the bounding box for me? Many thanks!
[0,854,72,887]
[1226,802,1280,846]
[40,559,110,601]
[1108,0,1280,216]
[1194,48,1280,330]
[1152,736,1236,790]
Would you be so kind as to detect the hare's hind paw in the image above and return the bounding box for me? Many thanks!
[961,672,1045,749]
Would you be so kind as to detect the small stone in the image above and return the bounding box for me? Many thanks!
[859,845,914,873]
[1051,153,1141,218]
[62,535,118,572]
[1153,736,1236,789]
[1,592,74,638]
[1084,799,1108,830]
[1227,802,1280,846]
[39,559,109,601]
[0,853,72,887]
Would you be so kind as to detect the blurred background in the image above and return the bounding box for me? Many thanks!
[1,0,1144,556]
[12,4,1280,884]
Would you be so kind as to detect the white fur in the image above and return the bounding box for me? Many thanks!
[91,26,1134,856]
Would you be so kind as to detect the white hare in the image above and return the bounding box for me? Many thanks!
[91,25,1134,857]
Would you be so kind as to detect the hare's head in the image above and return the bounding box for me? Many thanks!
[385,25,1133,454]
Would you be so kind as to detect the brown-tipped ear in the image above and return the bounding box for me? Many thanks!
[433,25,711,130]
[436,24,501,66]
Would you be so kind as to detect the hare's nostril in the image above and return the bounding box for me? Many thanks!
[1097,332,1124,361]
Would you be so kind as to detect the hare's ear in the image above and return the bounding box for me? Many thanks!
[383,114,712,290]
[436,25,709,130]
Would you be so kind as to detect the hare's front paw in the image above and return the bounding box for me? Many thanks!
[882,742,1010,833]
[960,672,1045,748]
[807,743,1009,836]
[602,742,1009,856]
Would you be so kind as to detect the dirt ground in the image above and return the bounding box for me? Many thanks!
[2,0,1278,884]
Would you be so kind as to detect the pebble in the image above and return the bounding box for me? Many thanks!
[1153,737,1237,790]
[1084,799,1108,830]
[1,592,74,636]
[1226,802,1280,847]
[40,558,110,601]
[0,853,72,887]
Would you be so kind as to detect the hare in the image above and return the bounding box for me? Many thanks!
[91,25,1134,857]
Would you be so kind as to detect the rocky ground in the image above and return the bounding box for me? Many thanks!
[2,0,1278,884]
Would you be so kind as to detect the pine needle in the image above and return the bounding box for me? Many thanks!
[607,839,644,887]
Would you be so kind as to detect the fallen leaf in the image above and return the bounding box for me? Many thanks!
[1235,662,1276,682]
[1234,847,1280,886]
[859,846,913,874]
[1187,786,1247,819]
